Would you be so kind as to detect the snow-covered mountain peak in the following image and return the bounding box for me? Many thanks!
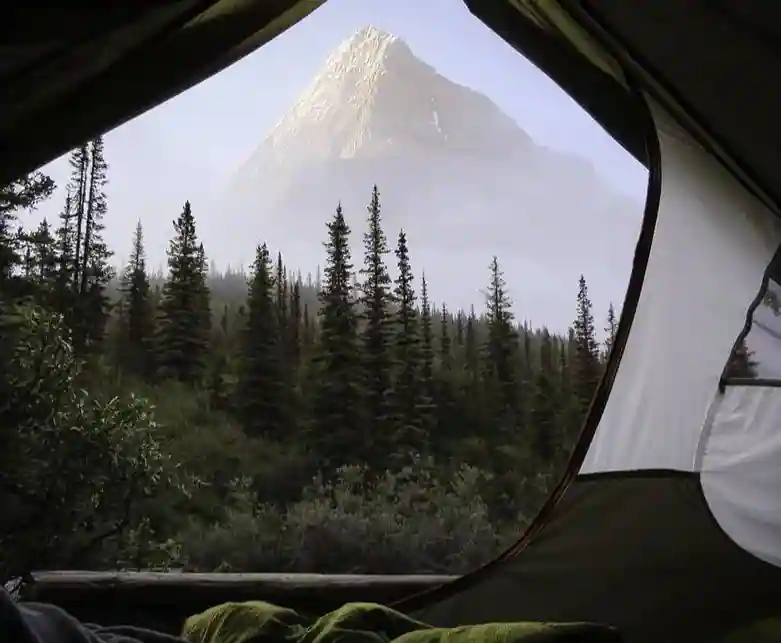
[322,25,412,74]
[236,26,533,176]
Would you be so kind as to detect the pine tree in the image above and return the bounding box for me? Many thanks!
[0,209,17,291]
[439,302,452,371]
[156,201,211,385]
[208,305,232,412]
[82,138,114,348]
[302,301,315,357]
[483,256,519,422]
[117,221,155,378]
[464,306,479,380]
[555,333,582,464]
[434,303,459,454]
[572,274,601,411]
[312,204,363,469]
[57,137,114,351]
[604,302,618,359]
[516,321,534,427]
[67,144,89,289]
[21,219,57,303]
[53,191,76,320]
[418,272,437,433]
[237,243,288,440]
[455,310,465,348]
[357,186,395,463]
[275,252,289,349]
[290,277,303,371]
[195,242,212,339]
[391,229,424,456]
[0,172,54,294]
[530,328,558,465]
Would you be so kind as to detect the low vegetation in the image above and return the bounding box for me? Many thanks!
[1,139,623,585]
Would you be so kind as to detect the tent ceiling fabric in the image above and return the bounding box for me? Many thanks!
[564,0,781,214]
[0,0,324,185]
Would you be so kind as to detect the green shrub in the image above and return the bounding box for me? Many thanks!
[0,302,182,584]
[177,460,517,574]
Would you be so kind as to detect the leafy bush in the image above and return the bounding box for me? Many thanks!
[177,460,517,574]
[0,301,182,584]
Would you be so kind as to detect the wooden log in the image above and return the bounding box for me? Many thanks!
[25,570,455,599]
[21,571,456,634]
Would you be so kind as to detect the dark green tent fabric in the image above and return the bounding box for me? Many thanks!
[400,472,781,643]
[0,1,323,185]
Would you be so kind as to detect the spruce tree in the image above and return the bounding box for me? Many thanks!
[483,256,519,422]
[530,328,558,465]
[571,274,601,410]
[82,137,114,351]
[290,277,303,371]
[53,191,76,320]
[67,143,89,288]
[391,229,424,455]
[604,302,618,359]
[439,302,452,371]
[208,305,232,412]
[464,306,479,381]
[0,171,54,294]
[22,219,57,303]
[156,201,211,385]
[117,221,155,378]
[418,272,437,433]
[556,334,582,464]
[275,252,289,351]
[455,310,465,348]
[59,137,113,352]
[195,242,212,340]
[358,185,395,462]
[312,204,362,469]
[237,243,287,440]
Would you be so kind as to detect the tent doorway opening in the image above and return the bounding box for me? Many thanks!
[3,2,781,643]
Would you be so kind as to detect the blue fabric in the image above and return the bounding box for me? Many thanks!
[0,588,182,643]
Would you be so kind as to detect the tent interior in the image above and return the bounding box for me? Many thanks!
[3,2,781,642]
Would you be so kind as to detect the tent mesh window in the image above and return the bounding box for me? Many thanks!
[722,248,781,387]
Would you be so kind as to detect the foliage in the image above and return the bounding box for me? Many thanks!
[0,148,631,580]
[0,300,182,585]
[177,461,509,574]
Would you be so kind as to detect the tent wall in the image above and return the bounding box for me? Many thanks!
[406,96,781,642]
[701,385,781,567]
[413,472,781,643]
[580,102,781,474]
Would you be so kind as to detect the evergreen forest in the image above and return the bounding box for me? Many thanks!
[1,138,627,585]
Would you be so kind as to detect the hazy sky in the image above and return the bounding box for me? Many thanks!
[33,0,646,279]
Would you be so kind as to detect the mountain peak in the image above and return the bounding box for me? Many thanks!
[238,27,534,174]
[323,24,413,75]
[353,24,394,43]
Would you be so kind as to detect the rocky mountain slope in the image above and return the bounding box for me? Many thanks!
[207,26,644,328]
